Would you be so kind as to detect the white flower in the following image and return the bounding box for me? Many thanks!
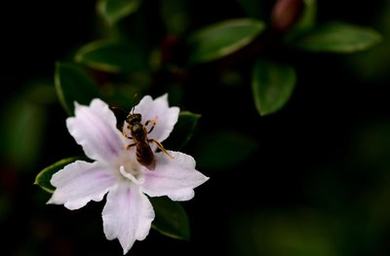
[47,94,209,254]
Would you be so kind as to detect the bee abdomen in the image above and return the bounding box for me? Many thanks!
[136,143,155,170]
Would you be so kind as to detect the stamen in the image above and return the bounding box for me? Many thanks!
[119,166,144,185]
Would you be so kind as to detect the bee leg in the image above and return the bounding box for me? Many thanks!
[145,119,157,134]
[124,134,133,140]
[149,139,174,159]
[126,143,136,150]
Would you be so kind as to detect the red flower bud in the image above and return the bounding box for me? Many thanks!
[271,0,304,32]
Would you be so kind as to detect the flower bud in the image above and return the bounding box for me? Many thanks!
[271,0,304,32]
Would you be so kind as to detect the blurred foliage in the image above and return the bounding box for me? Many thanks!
[55,62,101,114]
[0,0,389,255]
[150,196,190,241]
[0,83,55,169]
[75,40,149,73]
[292,22,382,53]
[232,210,340,256]
[195,131,257,170]
[98,0,141,25]
[252,59,296,115]
[161,0,190,36]
[164,111,201,150]
[346,1,390,82]
[188,19,266,63]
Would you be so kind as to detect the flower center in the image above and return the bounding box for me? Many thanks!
[119,166,144,185]
[116,154,145,185]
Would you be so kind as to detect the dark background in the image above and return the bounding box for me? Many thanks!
[0,0,389,255]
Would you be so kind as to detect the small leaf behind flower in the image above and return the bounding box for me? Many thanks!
[237,0,266,20]
[150,197,190,240]
[55,62,101,115]
[34,157,79,193]
[196,131,257,170]
[97,0,141,25]
[189,19,266,63]
[252,59,296,116]
[293,22,382,53]
[285,0,317,41]
[75,40,148,73]
[164,111,201,150]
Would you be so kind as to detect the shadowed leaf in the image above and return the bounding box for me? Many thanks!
[75,40,148,73]
[55,62,100,115]
[293,22,382,53]
[150,197,190,240]
[285,0,317,41]
[34,157,79,193]
[196,131,257,170]
[189,19,266,63]
[252,59,296,115]
[97,0,141,25]
[164,111,201,150]
[1,99,46,168]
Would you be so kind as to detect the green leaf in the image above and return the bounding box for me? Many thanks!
[150,197,190,240]
[252,59,296,116]
[293,22,382,53]
[296,0,317,31]
[161,0,190,35]
[303,0,317,27]
[242,212,338,256]
[189,19,266,63]
[164,111,201,150]
[75,40,148,73]
[98,0,141,25]
[196,131,257,170]
[237,0,266,20]
[34,157,79,193]
[55,62,100,115]
[285,0,317,42]
[0,99,46,169]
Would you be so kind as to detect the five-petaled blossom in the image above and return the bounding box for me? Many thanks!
[48,94,209,254]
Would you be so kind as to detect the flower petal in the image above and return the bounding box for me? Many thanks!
[132,94,180,142]
[47,160,116,210]
[142,151,209,201]
[66,99,126,163]
[102,183,155,255]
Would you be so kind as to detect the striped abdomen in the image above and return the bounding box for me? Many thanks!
[136,141,156,170]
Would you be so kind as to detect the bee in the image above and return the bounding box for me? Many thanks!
[124,111,171,170]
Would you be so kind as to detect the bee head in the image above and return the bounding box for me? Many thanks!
[126,113,142,126]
